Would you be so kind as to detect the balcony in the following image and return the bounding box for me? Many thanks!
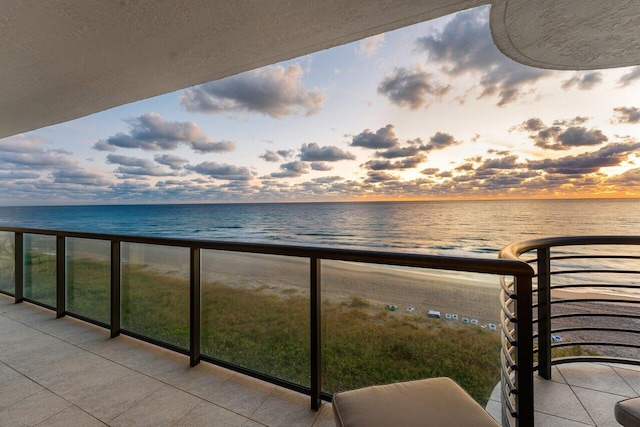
[1,228,639,426]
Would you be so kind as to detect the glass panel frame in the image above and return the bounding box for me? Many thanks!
[201,250,310,387]
[24,233,56,306]
[66,237,111,324]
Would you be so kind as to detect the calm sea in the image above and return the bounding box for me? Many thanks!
[0,199,637,257]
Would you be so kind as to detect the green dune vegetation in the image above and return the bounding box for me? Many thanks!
[0,253,597,405]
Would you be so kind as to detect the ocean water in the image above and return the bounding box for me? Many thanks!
[0,199,638,257]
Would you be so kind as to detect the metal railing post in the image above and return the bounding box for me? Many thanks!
[190,246,201,367]
[56,235,66,318]
[111,240,121,338]
[15,232,24,303]
[537,247,552,379]
[310,257,321,410]
[515,274,534,427]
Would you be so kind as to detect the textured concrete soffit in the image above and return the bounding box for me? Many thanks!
[491,0,640,70]
[1,0,640,138]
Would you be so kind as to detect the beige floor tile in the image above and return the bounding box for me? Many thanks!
[312,403,336,427]
[166,362,232,399]
[36,405,107,426]
[209,374,274,417]
[87,335,188,380]
[533,376,593,424]
[558,363,636,396]
[572,386,628,427]
[0,389,70,427]
[251,387,318,427]
[534,412,594,426]
[32,316,111,347]
[109,384,201,427]
[53,369,162,423]
[0,373,44,409]
[485,399,502,424]
[242,420,267,427]
[17,350,119,388]
[612,365,640,395]
[175,400,248,426]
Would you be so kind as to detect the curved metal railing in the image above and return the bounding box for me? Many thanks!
[500,236,640,427]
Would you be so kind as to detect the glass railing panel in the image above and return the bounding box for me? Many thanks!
[0,231,15,294]
[201,250,310,387]
[320,260,502,405]
[121,243,190,349]
[24,233,56,306]
[66,238,111,324]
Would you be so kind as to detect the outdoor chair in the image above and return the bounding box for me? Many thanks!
[616,397,640,426]
[332,377,500,427]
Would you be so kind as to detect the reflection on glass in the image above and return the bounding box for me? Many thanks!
[66,238,111,324]
[121,243,190,349]
[201,250,310,387]
[24,234,56,306]
[320,260,501,405]
[0,232,15,294]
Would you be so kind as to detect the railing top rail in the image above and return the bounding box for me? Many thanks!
[500,236,640,260]
[0,225,533,277]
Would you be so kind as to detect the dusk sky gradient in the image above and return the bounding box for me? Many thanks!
[2,6,640,205]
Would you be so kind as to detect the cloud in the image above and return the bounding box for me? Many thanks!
[351,125,399,149]
[618,66,640,87]
[180,64,325,118]
[154,154,189,170]
[0,134,47,153]
[416,7,550,106]
[561,72,603,90]
[607,168,640,185]
[377,66,450,109]
[421,168,439,175]
[190,140,236,153]
[299,143,356,161]
[52,168,111,186]
[260,150,281,162]
[0,151,76,168]
[364,171,400,183]
[312,176,343,184]
[94,113,234,153]
[514,117,608,150]
[375,145,420,159]
[310,162,333,171]
[187,162,255,181]
[356,34,385,57]
[528,142,640,174]
[613,107,640,124]
[363,154,426,170]
[107,154,176,177]
[422,132,461,151]
[271,160,311,178]
[552,116,589,126]
[0,171,41,180]
[476,155,520,170]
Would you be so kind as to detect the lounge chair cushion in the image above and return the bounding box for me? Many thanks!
[332,377,500,427]
[616,397,640,427]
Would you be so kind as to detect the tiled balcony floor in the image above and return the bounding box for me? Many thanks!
[0,295,334,427]
[1,293,636,427]
[485,363,639,426]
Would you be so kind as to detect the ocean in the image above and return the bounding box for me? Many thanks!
[0,199,638,257]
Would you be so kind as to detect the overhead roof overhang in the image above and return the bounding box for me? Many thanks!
[1,0,639,139]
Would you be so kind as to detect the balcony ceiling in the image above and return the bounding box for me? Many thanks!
[1,0,639,139]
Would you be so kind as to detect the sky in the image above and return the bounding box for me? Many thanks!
[2,6,640,206]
